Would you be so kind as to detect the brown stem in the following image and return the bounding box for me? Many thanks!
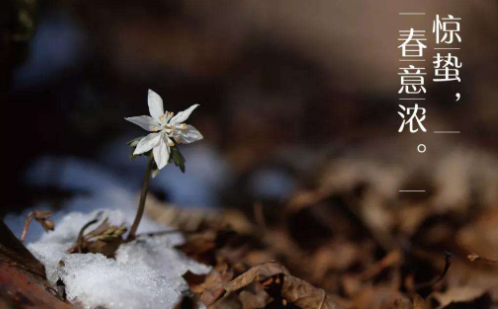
[468,253,498,265]
[20,212,35,242]
[127,154,154,240]
[414,252,452,291]
[74,218,99,253]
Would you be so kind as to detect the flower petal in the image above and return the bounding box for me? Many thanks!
[169,104,199,125]
[133,132,162,155]
[175,125,203,144]
[125,116,160,132]
[148,89,165,122]
[153,137,171,170]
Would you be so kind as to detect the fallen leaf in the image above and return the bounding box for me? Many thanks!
[67,217,126,258]
[413,294,429,309]
[0,262,75,308]
[239,290,270,309]
[224,262,341,309]
[431,287,490,309]
[0,221,46,278]
[197,269,235,306]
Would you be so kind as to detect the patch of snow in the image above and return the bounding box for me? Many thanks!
[27,209,210,309]
[3,154,214,308]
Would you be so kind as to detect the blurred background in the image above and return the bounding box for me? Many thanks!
[3,1,498,307]
[3,0,498,219]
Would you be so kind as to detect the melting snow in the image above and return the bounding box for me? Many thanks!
[27,209,210,309]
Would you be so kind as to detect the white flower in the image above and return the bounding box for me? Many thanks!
[125,89,203,169]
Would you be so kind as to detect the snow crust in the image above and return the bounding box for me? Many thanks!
[27,209,210,309]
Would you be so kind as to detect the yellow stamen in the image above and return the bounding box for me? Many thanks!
[152,125,157,131]
[159,115,165,121]
[182,123,187,130]
[168,141,175,146]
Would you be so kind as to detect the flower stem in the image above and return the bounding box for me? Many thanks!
[127,154,154,240]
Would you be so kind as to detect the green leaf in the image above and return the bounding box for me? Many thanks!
[127,136,145,147]
[128,143,187,175]
[129,147,152,162]
[151,168,160,178]
[129,147,136,162]
[170,146,186,173]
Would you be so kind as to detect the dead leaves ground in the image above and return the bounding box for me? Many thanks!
[2,151,498,309]
[172,151,498,309]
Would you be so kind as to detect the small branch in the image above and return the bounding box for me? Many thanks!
[136,229,180,238]
[360,250,402,281]
[468,253,498,265]
[66,215,100,254]
[20,212,35,242]
[77,219,98,253]
[20,211,54,243]
[415,252,452,290]
[127,154,154,241]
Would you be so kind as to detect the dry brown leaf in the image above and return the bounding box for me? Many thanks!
[311,241,358,281]
[282,273,341,309]
[67,217,126,258]
[431,287,489,309]
[224,262,290,293]
[393,298,413,309]
[0,223,74,307]
[353,286,407,309]
[458,206,498,259]
[0,262,76,309]
[0,221,46,278]
[413,294,429,309]
[197,269,235,307]
[439,292,492,309]
[360,250,402,281]
[224,262,341,309]
[238,290,270,309]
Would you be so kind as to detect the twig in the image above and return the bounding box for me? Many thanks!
[20,212,35,242]
[20,211,54,243]
[360,250,402,281]
[414,251,452,290]
[127,154,154,241]
[68,217,99,254]
[136,229,181,238]
[468,253,498,265]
